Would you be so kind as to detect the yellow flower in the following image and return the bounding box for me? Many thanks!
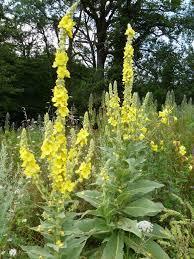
[159,108,171,125]
[63,180,76,193]
[56,240,63,248]
[139,133,145,141]
[20,146,40,178]
[41,139,53,159]
[53,51,68,68]
[150,141,158,152]
[60,231,65,236]
[52,85,69,117]
[125,25,135,39]
[75,129,89,146]
[58,14,75,38]
[54,120,64,133]
[140,127,147,134]
[57,66,70,79]
[179,145,186,156]
[67,148,77,161]
[108,117,118,127]
[77,161,92,180]
[122,24,135,91]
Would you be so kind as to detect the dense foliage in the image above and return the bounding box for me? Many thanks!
[0,0,193,123]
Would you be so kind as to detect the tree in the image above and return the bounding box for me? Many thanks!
[107,0,193,102]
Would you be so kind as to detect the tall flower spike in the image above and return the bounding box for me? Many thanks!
[122,24,135,103]
[20,129,40,178]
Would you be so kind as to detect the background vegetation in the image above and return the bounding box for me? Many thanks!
[0,0,193,124]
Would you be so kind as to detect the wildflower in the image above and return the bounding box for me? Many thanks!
[159,108,172,125]
[76,161,92,181]
[189,165,193,171]
[58,14,75,38]
[41,139,53,159]
[125,25,135,39]
[140,127,147,134]
[150,141,158,152]
[9,248,17,257]
[139,133,145,141]
[67,148,77,161]
[123,24,135,97]
[56,240,63,248]
[100,169,109,181]
[57,66,70,79]
[107,94,120,127]
[54,120,64,133]
[52,85,69,118]
[60,231,65,236]
[53,51,68,68]
[108,117,118,127]
[137,221,153,233]
[75,129,89,146]
[20,146,40,178]
[179,145,186,156]
[62,180,76,193]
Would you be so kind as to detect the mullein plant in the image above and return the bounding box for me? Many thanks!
[20,3,95,258]
[74,25,171,258]
[104,26,151,144]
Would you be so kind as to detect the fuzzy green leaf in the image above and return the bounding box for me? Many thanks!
[128,180,164,196]
[75,218,110,235]
[148,224,170,239]
[145,240,170,259]
[61,236,88,259]
[21,246,54,259]
[117,217,142,237]
[76,190,102,207]
[101,232,124,259]
[123,198,163,217]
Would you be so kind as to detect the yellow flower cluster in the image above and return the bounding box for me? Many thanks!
[58,14,75,38]
[53,51,70,80]
[150,140,164,152]
[52,84,69,118]
[75,129,89,146]
[105,26,150,143]
[19,6,93,198]
[76,161,92,181]
[20,129,40,178]
[107,94,120,127]
[173,141,187,156]
[123,24,135,97]
[159,108,177,125]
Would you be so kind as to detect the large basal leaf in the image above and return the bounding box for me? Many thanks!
[76,190,102,208]
[123,198,163,217]
[61,236,88,259]
[101,232,124,259]
[21,246,54,259]
[117,217,142,238]
[145,240,170,259]
[148,224,170,240]
[75,218,110,235]
[127,180,164,196]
